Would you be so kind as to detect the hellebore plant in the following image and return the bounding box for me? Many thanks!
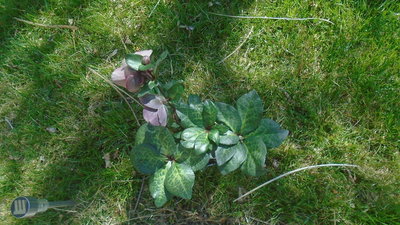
[111,50,288,207]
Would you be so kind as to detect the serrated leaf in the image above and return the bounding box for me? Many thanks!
[135,123,177,156]
[203,100,217,128]
[236,90,263,135]
[208,129,220,144]
[126,54,143,71]
[165,162,195,199]
[130,144,166,175]
[241,136,267,176]
[163,80,184,100]
[175,102,196,128]
[219,143,247,175]
[248,119,289,149]
[219,130,240,145]
[216,102,242,133]
[150,162,172,207]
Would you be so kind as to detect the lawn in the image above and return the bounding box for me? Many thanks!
[1,0,399,224]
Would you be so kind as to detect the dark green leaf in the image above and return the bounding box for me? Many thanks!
[163,80,184,100]
[219,130,240,145]
[139,63,155,71]
[203,100,217,128]
[179,147,211,172]
[248,119,289,149]
[188,101,204,128]
[175,102,196,128]
[125,54,143,70]
[236,90,263,135]
[241,136,267,176]
[216,102,241,133]
[213,124,230,134]
[149,162,172,207]
[130,144,166,175]
[165,162,195,199]
[135,123,177,156]
[208,129,220,144]
[219,143,247,175]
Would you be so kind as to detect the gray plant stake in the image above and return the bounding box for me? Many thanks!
[11,196,75,218]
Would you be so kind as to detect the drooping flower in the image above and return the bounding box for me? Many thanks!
[140,94,168,126]
[111,50,153,92]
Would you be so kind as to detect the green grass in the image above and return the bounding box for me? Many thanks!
[1,0,399,224]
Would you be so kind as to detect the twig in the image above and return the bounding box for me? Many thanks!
[233,163,359,202]
[132,177,146,214]
[208,12,334,25]
[218,26,254,64]
[89,68,141,126]
[148,0,161,18]
[14,17,79,30]
[4,117,14,129]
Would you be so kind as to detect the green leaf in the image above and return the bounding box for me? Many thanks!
[219,130,240,145]
[137,81,159,97]
[149,162,172,207]
[175,102,196,128]
[213,124,230,134]
[165,162,195,199]
[139,63,155,71]
[208,129,220,144]
[248,119,289,149]
[182,128,204,142]
[179,147,211,172]
[135,123,177,156]
[203,100,217,128]
[219,143,247,175]
[125,53,143,70]
[130,144,166,175]
[216,102,241,133]
[188,101,204,128]
[236,90,263,135]
[188,94,201,105]
[163,80,184,100]
[181,128,209,155]
[215,145,236,166]
[194,132,209,155]
[241,136,267,176]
